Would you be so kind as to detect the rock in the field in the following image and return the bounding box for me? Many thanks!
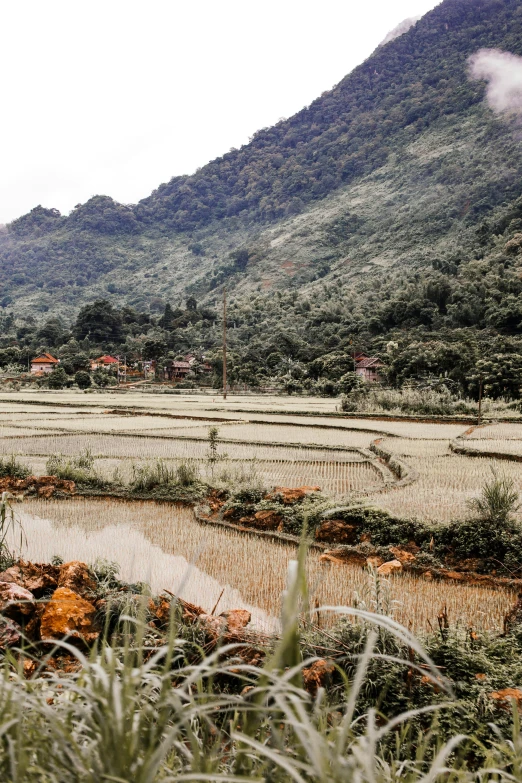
[36,476,58,486]
[252,510,284,531]
[22,659,38,679]
[457,558,484,573]
[0,617,21,648]
[9,477,36,490]
[198,614,228,636]
[377,559,403,576]
[440,570,464,581]
[40,587,99,643]
[303,659,335,696]
[37,485,55,498]
[149,596,173,624]
[220,609,251,634]
[269,486,321,504]
[490,688,522,708]
[366,556,384,569]
[58,561,96,597]
[315,519,357,544]
[198,609,251,638]
[389,547,416,564]
[54,479,76,494]
[0,561,60,596]
[319,549,368,567]
[0,581,35,618]
[179,598,205,621]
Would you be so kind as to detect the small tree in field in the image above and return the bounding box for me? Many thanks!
[75,370,91,389]
[48,367,68,389]
[207,426,227,478]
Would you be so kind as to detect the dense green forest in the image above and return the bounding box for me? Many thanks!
[1,0,522,397]
[2,193,522,400]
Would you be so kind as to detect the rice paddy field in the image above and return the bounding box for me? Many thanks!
[0,392,520,520]
[0,391,521,634]
[16,497,516,634]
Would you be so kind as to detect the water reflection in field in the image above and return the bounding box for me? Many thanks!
[14,498,515,635]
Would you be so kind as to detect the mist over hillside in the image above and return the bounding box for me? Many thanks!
[377,16,422,48]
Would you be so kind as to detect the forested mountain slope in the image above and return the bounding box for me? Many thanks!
[1,0,522,336]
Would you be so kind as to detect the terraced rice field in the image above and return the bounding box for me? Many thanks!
[16,497,515,634]
[0,393,520,634]
[0,393,520,519]
[366,437,522,523]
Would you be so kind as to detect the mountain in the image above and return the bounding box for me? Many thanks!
[1,0,522,379]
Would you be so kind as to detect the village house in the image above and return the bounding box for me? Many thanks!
[171,361,192,379]
[30,353,60,375]
[186,355,212,373]
[160,356,213,382]
[355,356,385,383]
[90,355,119,371]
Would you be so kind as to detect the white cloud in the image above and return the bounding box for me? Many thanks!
[469,48,522,116]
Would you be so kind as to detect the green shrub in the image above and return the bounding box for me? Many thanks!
[47,367,69,389]
[176,459,200,486]
[46,449,105,487]
[74,370,91,389]
[0,455,31,480]
[130,459,201,492]
[467,468,521,526]
[338,371,363,395]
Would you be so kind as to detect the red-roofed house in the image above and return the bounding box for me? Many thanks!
[355,356,385,383]
[90,355,119,370]
[30,353,59,375]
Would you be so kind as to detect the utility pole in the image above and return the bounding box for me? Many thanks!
[223,288,227,400]
[478,374,484,425]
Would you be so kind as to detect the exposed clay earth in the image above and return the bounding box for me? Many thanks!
[0,557,336,694]
[199,487,522,592]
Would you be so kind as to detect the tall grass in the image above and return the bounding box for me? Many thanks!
[130,458,201,491]
[468,467,521,525]
[1,544,520,780]
[0,492,25,570]
[342,386,480,417]
[0,455,30,480]
[0,545,471,782]
[46,448,107,487]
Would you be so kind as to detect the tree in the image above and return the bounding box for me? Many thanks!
[472,355,522,400]
[36,317,64,346]
[186,296,198,311]
[322,351,356,381]
[143,338,168,361]
[75,370,91,389]
[158,303,175,330]
[48,367,68,389]
[74,300,123,344]
[92,369,110,387]
[338,371,363,395]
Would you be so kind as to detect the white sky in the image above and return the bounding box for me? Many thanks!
[0,0,440,224]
